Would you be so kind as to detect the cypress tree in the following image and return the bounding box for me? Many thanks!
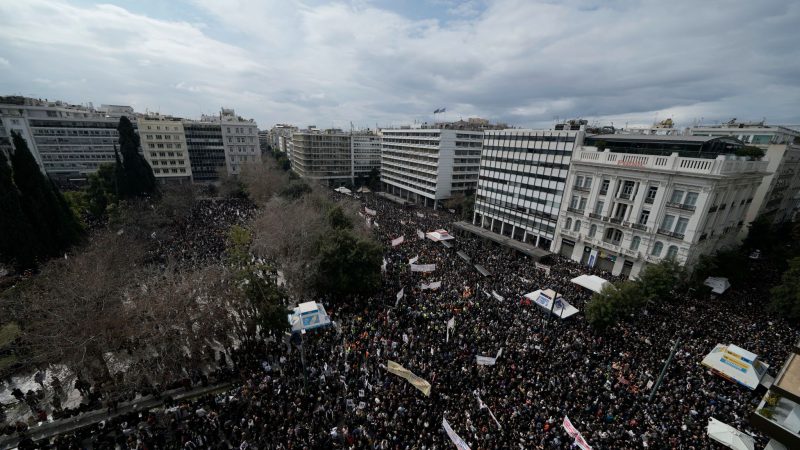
[9,131,82,261]
[117,116,157,197]
[0,148,40,270]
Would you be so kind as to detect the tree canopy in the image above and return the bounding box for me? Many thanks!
[117,116,157,198]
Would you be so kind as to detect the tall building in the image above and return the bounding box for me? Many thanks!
[352,131,381,181]
[258,129,270,155]
[183,120,226,182]
[138,116,192,183]
[290,129,353,186]
[380,123,494,208]
[750,338,800,449]
[219,108,260,175]
[270,124,298,158]
[0,96,129,182]
[552,134,768,278]
[472,128,583,250]
[690,121,800,225]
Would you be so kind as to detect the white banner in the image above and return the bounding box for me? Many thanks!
[447,317,455,330]
[416,212,425,218]
[410,263,436,273]
[420,281,442,290]
[476,355,497,366]
[409,255,419,264]
[491,291,504,302]
[365,207,377,216]
[563,416,593,450]
[391,236,405,247]
[416,229,425,239]
[442,417,471,450]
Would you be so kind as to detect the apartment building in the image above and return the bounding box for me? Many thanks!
[218,108,260,175]
[690,121,800,225]
[380,124,485,208]
[138,116,192,183]
[472,128,583,250]
[0,96,130,182]
[552,134,768,278]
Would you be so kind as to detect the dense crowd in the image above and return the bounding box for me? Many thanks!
[4,192,798,449]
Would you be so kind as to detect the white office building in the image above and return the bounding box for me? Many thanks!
[289,129,381,186]
[689,121,800,225]
[380,125,485,207]
[553,134,768,278]
[138,116,192,183]
[0,96,129,182]
[472,129,584,250]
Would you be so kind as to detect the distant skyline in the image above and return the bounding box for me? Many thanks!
[1,0,799,130]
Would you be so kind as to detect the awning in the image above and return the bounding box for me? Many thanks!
[457,251,471,263]
[426,229,455,242]
[706,417,755,450]
[570,275,611,294]
[474,264,491,277]
[704,277,731,294]
[441,240,453,249]
[524,289,579,318]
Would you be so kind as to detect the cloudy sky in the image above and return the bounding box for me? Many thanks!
[1,0,798,129]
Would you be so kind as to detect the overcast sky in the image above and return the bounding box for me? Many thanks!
[1,0,798,130]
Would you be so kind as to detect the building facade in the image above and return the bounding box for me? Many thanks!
[352,132,381,181]
[472,129,583,250]
[0,96,129,182]
[690,122,800,225]
[552,135,768,278]
[290,129,353,186]
[138,116,192,183]
[380,126,484,207]
[219,108,260,175]
[183,120,226,182]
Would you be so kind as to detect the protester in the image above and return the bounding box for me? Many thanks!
[5,192,796,449]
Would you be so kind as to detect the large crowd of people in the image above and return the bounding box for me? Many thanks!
[3,191,798,449]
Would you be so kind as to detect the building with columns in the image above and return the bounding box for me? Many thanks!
[472,128,584,250]
[552,134,769,278]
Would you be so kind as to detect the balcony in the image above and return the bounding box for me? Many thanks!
[708,205,718,213]
[588,212,602,219]
[573,185,591,193]
[657,229,685,240]
[601,239,622,249]
[666,201,697,212]
[618,192,632,200]
[631,222,648,231]
[644,197,654,204]
[567,207,585,214]
[609,217,624,225]
[621,248,640,258]
[599,189,608,196]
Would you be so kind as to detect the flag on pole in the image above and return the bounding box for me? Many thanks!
[563,416,593,450]
[442,417,471,450]
[391,236,405,247]
[476,394,502,430]
[439,108,446,113]
[396,288,404,302]
[447,316,455,343]
[385,361,431,397]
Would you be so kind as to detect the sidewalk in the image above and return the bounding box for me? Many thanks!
[0,382,232,450]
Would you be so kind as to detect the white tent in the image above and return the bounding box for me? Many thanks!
[706,417,755,450]
[356,186,371,193]
[704,277,731,294]
[524,289,579,319]
[426,229,455,242]
[701,344,770,390]
[570,275,611,294]
[334,186,352,195]
[287,301,332,332]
